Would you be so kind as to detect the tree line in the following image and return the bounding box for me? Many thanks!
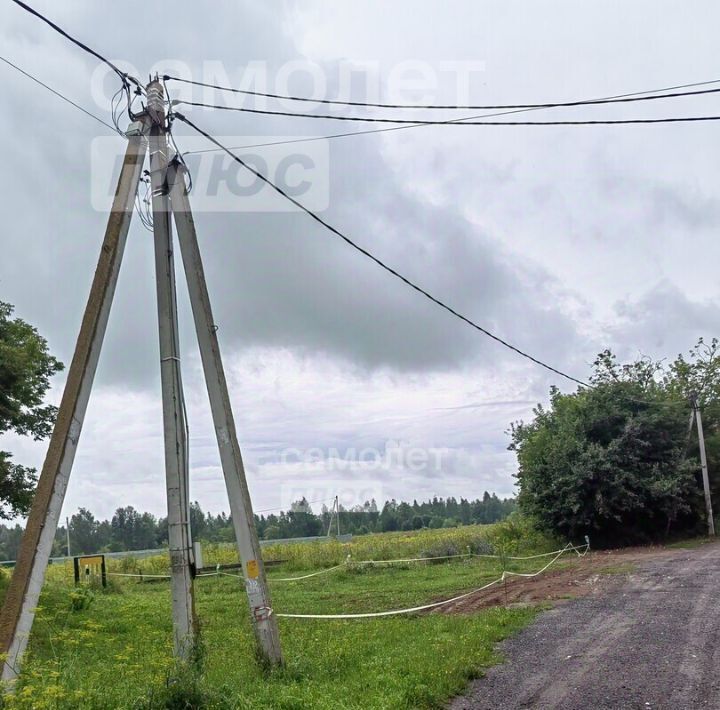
[0,493,516,560]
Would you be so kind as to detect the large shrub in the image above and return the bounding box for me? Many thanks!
[511,349,706,547]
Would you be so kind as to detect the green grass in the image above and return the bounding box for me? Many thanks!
[205,519,553,573]
[3,525,558,709]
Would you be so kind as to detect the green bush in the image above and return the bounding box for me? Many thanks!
[511,348,709,547]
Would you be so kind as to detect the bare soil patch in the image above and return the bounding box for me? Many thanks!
[436,543,689,614]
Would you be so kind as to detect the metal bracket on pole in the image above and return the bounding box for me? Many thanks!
[147,80,198,659]
[168,160,283,667]
[0,123,148,683]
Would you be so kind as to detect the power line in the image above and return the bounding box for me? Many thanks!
[176,78,720,157]
[173,112,590,388]
[1,38,680,399]
[166,74,720,110]
[0,55,120,134]
[178,104,580,157]
[174,100,720,126]
[10,0,141,89]
[1,58,681,403]
[9,0,143,133]
[0,53,669,399]
[0,54,154,235]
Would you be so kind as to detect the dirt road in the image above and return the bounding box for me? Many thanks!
[450,541,720,709]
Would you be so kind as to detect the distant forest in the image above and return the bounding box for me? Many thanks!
[0,493,516,559]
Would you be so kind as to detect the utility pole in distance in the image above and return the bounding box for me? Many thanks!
[691,394,716,536]
[66,517,71,558]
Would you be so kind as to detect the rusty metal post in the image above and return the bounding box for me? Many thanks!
[168,161,283,666]
[147,80,198,660]
[0,122,148,683]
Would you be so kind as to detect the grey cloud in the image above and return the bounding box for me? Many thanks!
[648,185,720,230]
[1,0,589,393]
[608,282,720,360]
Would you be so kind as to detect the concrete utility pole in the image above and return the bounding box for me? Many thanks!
[147,80,198,659]
[0,80,285,684]
[66,517,71,558]
[692,396,716,536]
[0,123,148,682]
[168,161,283,666]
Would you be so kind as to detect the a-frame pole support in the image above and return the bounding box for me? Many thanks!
[0,121,148,683]
[168,160,283,666]
[147,81,198,659]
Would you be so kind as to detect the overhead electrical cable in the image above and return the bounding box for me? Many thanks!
[9,0,141,88]
[0,55,120,134]
[173,112,590,388]
[173,100,720,126]
[9,0,144,133]
[170,123,699,409]
[176,78,720,156]
[166,74,720,110]
[177,103,586,157]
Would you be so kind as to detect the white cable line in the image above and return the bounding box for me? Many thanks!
[501,544,573,578]
[196,571,240,578]
[274,542,589,619]
[102,542,589,589]
[202,544,587,583]
[275,578,503,619]
[352,544,589,566]
[353,553,473,565]
[106,571,171,579]
[504,543,588,560]
[273,563,347,581]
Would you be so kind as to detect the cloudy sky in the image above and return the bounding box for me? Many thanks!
[2,1,720,520]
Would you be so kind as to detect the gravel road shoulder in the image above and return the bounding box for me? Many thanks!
[449,541,720,710]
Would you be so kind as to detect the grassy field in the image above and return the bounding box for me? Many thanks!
[2,520,560,709]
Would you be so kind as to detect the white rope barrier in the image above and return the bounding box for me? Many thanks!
[501,544,573,578]
[274,541,590,620]
[102,540,591,596]
[352,552,472,565]
[267,552,475,583]
[273,541,589,581]
[196,571,231,578]
[506,542,589,561]
[275,578,503,619]
[106,571,171,579]
[273,563,347,581]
